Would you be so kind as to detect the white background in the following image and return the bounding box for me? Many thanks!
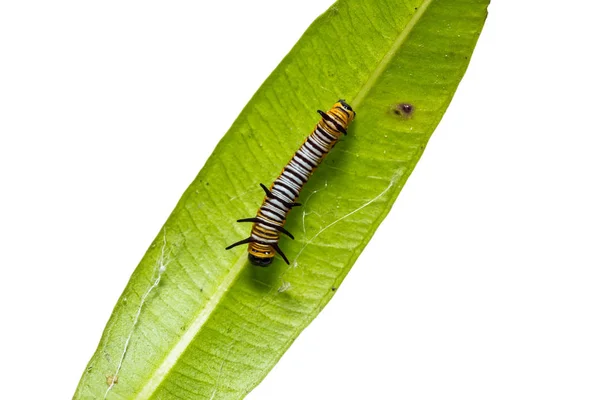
[1,1,599,399]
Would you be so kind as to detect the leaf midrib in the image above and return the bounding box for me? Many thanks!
[352,0,432,108]
[135,255,248,399]
[134,1,433,397]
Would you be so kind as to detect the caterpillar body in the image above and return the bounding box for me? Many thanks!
[226,100,356,266]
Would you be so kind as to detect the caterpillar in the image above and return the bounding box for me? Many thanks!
[226,100,355,266]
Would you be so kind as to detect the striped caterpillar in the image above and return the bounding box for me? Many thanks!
[226,100,355,266]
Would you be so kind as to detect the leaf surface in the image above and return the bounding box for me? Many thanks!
[75,0,489,398]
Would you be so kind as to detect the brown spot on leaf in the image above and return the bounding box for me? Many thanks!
[106,375,118,386]
[393,103,414,118]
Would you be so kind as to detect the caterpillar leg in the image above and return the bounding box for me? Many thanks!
[260,183,302,207]
[259,183,272,197]
[236,217,295,240]
[225,237,254,250]
[271,243,290,265]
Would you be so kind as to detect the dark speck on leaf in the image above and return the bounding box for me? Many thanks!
[331,287,337,292]
[393,103,415,118]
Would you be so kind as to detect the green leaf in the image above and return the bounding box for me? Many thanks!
[75,0,489,398]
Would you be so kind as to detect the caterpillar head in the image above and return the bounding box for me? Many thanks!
[248,253,273,267]
[248,242,275,267]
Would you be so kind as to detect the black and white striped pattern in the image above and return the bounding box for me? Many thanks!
[264,127,336,217]
[226,100,355,266]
